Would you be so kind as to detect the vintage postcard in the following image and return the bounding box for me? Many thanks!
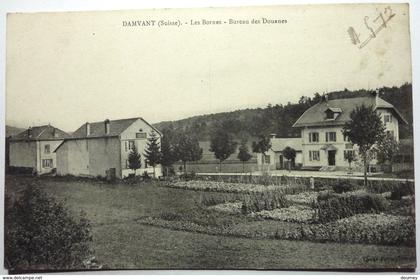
[4,3,414,273]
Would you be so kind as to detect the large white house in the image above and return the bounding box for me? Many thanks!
[55,117,162,179]
[292,93,407,170]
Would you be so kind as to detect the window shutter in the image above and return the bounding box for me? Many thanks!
[325,132,328,142]
[309,133,311,143]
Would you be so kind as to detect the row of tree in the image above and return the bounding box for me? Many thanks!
[133,103,401,186]
[130,122,301,177]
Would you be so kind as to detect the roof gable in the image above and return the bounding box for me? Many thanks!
[71,117,162,139]
[11,125,70,141]
[293,96,407,128]
[270,138,302,152]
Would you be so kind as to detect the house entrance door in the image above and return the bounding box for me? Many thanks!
[278,155,284,170]
[328,150,336,166]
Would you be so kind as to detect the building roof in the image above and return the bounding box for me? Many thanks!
[292,95,408,128]
[270,137,302,152]
[71,117,162,139]
[10,125,70,141]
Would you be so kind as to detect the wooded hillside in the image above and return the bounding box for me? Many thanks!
[154,83,413,140]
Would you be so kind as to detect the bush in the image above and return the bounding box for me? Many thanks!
[7,166,35,175]
[5,186,93,271]
[390,180,415,200]
[241,191,289,214]
[142,171,151,181]
[332,180,358,194]
[316,191,388,223]
[179,171,196,181]
[200,192,241,206]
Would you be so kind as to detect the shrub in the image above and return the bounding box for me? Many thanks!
[179,171,196,181]
[332,180,358,194]
[142,171,151,181]
[241,191,289,214]
[200,192,241,206]
[390,180,415,200]
[7,166,35,175]
[316,191,388,223]
[159,211,184,221]
[5,186,93,271]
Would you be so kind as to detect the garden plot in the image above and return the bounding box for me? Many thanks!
[208,202,242,214]
[254,205,315,223]
[169,180,307,194]
[285,192,318,205]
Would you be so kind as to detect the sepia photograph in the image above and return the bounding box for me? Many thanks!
[2,2,416,273]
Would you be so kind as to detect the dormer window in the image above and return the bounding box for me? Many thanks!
[325,107,342,120]
[326,110,334,119]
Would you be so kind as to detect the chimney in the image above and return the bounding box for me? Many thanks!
[53,128,58,138]
[27,127,32,138]
[374,89,380,106]
[86,122,91,136]
[104,119,110,135]
[324,93,329,103]
[270,133,277,139]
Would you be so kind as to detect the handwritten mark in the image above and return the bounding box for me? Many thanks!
[348,6,396,49]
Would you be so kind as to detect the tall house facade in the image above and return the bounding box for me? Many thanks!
[292,93,406,170]
[9,125,70,174]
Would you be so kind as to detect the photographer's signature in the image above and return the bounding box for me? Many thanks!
[347,6,396,49]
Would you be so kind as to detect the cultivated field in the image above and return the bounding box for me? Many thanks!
[4,175,416,271]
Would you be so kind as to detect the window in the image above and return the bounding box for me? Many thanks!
[386,130,395,139]
[44,144,50,154]
[42,159,53,168]
[264,155,271,164]
[309,151,320,161]
[325,132,336,142]
[326,110,334,119]
[308,132,319,143]
[128,141,135,150]
[136,132,147,139]
[384,114,393,124]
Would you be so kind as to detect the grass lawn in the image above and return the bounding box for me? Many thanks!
[5,175,416,271]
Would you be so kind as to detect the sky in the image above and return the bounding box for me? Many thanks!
[5,4,412,132]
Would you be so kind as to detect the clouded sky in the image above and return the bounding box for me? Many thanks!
[6,4,412,131]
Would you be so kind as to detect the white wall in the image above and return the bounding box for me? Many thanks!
[120,119,162,177]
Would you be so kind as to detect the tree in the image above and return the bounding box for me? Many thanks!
[209,128,237,172]
[282,146,296,172]
[160,130,179,176]
[175,133,203,174]
[252,135,272,171]
[144,130,163,178]
[344,150,355,171]
[5,187,93,271]
[161,139,177,176]
[342,105,385,186]
[237,139,252,173]
[128,144,141,176]
[376,133,399,165]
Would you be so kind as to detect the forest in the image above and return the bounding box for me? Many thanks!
[154,83,413,141]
